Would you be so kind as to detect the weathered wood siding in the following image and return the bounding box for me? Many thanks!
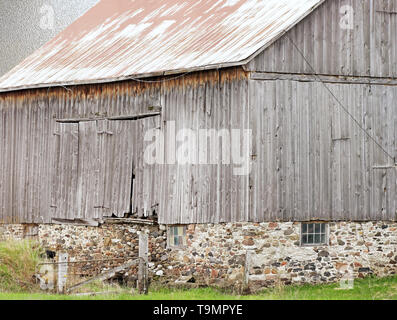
[51,123,79,220]
[51,119,143,220]
[131,116,161,218]
[0,93,53,224]
[246,0,397,78]
[243,0,397,222]
[159,73,397,223]
[0,81,162,223]
[1,0,397,224]
[249,79,397,222]
[158,69,251,224]
[0,68,252,224]
[1,66,397,224]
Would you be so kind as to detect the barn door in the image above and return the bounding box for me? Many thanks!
[96,120,135,218]
[51,116,160,220]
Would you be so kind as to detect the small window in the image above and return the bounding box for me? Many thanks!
[301,223,327,246]
[168,226,187,248]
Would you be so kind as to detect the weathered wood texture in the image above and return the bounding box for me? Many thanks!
[0,81,162,223]
[246,0,397,78]
[0,69,251,224]
[51,123,79,220]
[249,79,397,222]
[138,231,149,294]
[131,116,161,218]
[158,69,251,224]
[1,0,397,224]
[1,66,397,223]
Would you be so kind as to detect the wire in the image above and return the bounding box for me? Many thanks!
[44,38,395,164]
[44,71,191,92]
[47,85,74,95]
[285,34,396,164]
[58,85,73,92]
[129,71,193,83]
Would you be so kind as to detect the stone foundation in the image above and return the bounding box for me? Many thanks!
[0,224,38,241]
[1,221,397,291]
[169,222,397,291]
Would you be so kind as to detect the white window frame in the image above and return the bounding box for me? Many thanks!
[300,222,329,247]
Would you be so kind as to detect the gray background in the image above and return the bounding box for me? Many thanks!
[0,0,98,77]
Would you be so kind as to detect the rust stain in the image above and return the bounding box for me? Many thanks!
[4,67,249,104]
[0,0,323,93]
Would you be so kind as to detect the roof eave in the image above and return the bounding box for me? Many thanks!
[0,60,250,94]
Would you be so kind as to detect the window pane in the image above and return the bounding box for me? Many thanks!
[169,226,187,247]
[301,223,328,245]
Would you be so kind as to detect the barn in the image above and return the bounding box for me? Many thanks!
[0,0,397,289]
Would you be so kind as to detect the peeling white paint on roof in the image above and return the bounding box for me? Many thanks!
[223,0,240,8]
[117,23,153,39]
[0,0,324,92]
[148,20,176,37]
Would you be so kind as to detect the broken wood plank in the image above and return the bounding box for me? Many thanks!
[39,257,132,265]
[372,165,397,170]
[52,218,101,227]
[56,111,161,123]
[251,72,397,86]
[66,259,139,293]
[103,218,157,225]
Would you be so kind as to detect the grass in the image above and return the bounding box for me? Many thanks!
[260,275,397,300]
[0,276,396,300]
[0,240,396,300]
[0,240,43,292]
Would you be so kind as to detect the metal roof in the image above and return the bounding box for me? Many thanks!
[0,0,324,92]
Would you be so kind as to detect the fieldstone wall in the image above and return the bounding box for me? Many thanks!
[38,224,164,262]
[1,221,397,291]
[0,224,32,241]
[165,222,397,291]
[38,223,169,285]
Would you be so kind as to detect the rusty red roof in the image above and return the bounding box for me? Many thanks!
[0,0,324,92]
